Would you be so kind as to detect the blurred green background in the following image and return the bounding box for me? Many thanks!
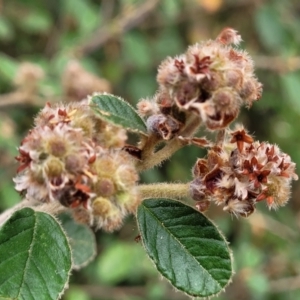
[1,0,300,299]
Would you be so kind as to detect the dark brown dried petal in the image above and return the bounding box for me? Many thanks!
[122,145,142,160]
[193,158,209,177]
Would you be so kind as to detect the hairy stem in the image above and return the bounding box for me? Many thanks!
[136,138,182,171]
[0,201,28,226]
[137,114,201,171]
[138,183,191,200]
[0,200,68,227]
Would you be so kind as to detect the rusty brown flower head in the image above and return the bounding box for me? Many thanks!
[190,126,298,217]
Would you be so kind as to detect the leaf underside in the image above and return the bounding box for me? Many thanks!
[137,198,232,298]
[0,208,72,300]
[91,93,148,134]
[59,213,96,270]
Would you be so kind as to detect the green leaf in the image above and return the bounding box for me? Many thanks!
[59,213,96,270]
[91,93,148,134]
[137,199,232,298]
[0,208,72,300]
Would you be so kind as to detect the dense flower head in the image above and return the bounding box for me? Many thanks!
[14,97,139,231]
[141,28,262,139]
[190,126,298,217]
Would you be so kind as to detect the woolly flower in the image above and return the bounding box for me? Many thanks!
[14,98,139,231]
[190,127,297,217]
[152,28,262,136]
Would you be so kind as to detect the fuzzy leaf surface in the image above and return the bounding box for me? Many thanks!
[0,208,72,300]
[59,213,96,270]
[137,198,232,298]
[91,93,147,134]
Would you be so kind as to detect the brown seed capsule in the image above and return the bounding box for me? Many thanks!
[190,178,207,201]
[146,114,181,140]
[193,159,209,177]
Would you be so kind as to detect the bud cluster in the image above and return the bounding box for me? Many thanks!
[190,126,298,217]
[14,97,139,231]
[139,28,262,139]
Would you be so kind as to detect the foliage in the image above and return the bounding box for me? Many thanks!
[1,1,300,300]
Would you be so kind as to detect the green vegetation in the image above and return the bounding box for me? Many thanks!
[1,1,300,299]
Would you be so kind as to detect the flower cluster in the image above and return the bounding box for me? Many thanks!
[14,97,139,231]
[138,28,262,139]
[190,126,298,217]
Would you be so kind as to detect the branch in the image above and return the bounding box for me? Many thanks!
[74,0,160,56]
[138,183,190,200]
[136,114,201,171]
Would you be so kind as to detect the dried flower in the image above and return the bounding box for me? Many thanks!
[190,127,298,216]
[14,97,139,231]
[154,28,262,133]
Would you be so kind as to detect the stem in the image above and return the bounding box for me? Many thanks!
[180,113,201,137]
[0,200,68,227]
[73,0,160,56]
[136,138,182,171]
[138,183,191,200]
[0,201,28,226]
[137,114,202,171]
[139,133,161,160]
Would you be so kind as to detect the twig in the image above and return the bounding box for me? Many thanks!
[73,0,160,56]
[0,200,68,227]
[137,114,201,171]
[138,183,190,200]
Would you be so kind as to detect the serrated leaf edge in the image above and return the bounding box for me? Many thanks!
[0,207,73,300]
[137,198,234,299]
[89,92,148,136]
